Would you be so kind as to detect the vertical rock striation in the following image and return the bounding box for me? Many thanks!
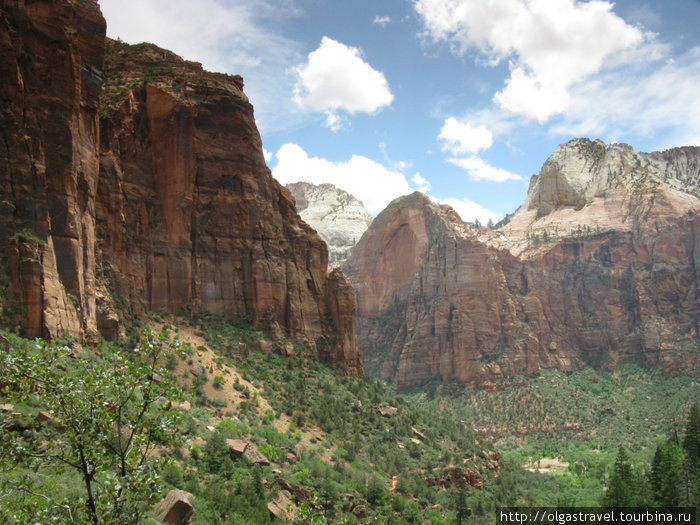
[345,140,700,386]
[0,4,361,374]
[0,0,106,339]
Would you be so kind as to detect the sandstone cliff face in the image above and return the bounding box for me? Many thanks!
[0,0,105,339]
[344,140,700,385]
[286,182,372,266]
[0,3,361,374]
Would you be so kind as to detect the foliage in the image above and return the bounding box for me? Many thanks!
[649,439,684,506]
[603,447,635,506]
[2,314,697,523]
[0,328,182,524]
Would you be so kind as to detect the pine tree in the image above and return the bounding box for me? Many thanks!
[682,403,700,470]
[681,403,700,506]
[650,445,665,498]
[650,439,684,506]
[604,446,635,506]
[455,481,471,524]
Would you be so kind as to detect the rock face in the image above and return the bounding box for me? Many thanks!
[0,0,106,339]
[494,138,700,257]
[0,2,361,374]
[286,182,373,266]
[344,140,700,386]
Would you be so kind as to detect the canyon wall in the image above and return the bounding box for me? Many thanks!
[344,140,700,385]
[0,0,106,339]
[0,1,361,374]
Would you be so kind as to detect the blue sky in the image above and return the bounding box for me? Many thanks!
[98,0,700,222]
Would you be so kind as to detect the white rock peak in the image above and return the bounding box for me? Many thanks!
[286,182,373,266]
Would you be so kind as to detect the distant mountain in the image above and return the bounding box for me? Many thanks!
[491,138,700,256]
[286,182,373,266]
[344,139,700,385]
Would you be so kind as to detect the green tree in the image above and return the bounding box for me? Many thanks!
[649,439,684,506]
[681,403,700,506]
[0,328,182,524]
[203,430,231,474]
[455,481,471,525]
[682,403,700,470]
[604,446,635,506]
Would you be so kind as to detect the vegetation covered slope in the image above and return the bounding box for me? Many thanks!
[1,317,567,524]
[404,362,700,508]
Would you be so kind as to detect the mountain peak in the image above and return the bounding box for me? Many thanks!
[524,138,700,218]
[286,182,373,266]
[496,139,700,257]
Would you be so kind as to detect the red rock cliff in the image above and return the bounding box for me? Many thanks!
[0,2,361,374]
[0,0,105,339]
[344,141,700,385]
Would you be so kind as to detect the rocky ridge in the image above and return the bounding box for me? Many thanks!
[0,1,361,375]
[344,140,700,385]
[286,182,373,266]
[490,138,700,257]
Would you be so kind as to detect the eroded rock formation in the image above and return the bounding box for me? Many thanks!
[344,140,700,385]
[0,1,361,374]
[286,182,372,266]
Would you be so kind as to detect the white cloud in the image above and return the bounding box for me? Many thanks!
[550,46,700,148]
[262,147,273,163]
[414,0,644,121]
[379,141,412,171]
[272,143,413,214]
[412,173,432,192]
[493,66,570,123]
[439,117,493,154]
[373,16,391,27]
[324,112,345,133]
[436,117,522,183]
[447,156,523,182]
[430,196,501,225]
[291,37,394,129]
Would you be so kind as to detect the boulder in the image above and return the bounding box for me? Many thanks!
[225,439,248,458]
[376,405,398,418]
[154,489,194,525]
[267,490,296,521]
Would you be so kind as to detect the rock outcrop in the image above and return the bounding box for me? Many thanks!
[493,138,700,257]
[0,2,361,374]
[344,140,700,386]
[286,182,372,266]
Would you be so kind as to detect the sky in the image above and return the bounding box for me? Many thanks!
[98,0,700,223]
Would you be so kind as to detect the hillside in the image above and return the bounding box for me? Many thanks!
[0,320,545,524]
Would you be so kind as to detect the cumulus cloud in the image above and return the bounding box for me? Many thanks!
[447,156,523,182]
[414,0,645,121]
[262,147,273,163]
[430,196,501,225]
[291,37,394,130]
[412,173,432,192]
[272,143,413,214]
[439,117,493,154]
[373,16,391,27]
